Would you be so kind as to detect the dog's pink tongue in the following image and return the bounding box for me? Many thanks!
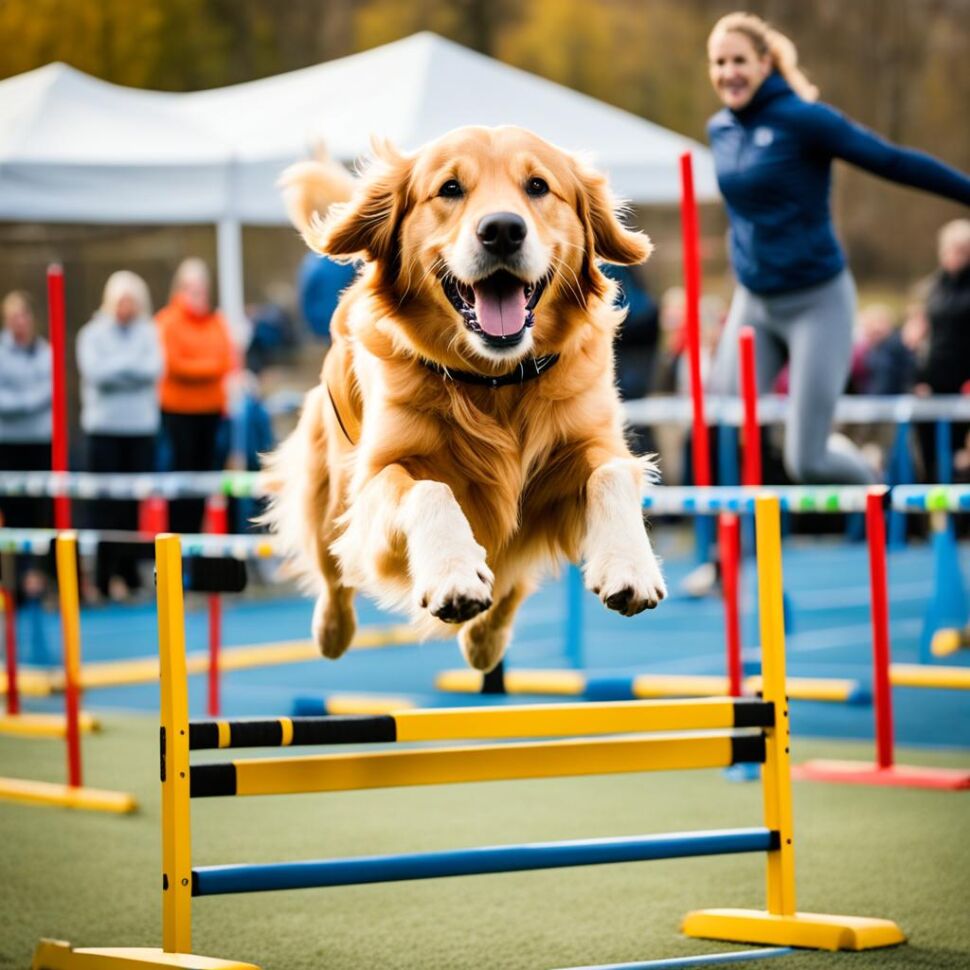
[473,283,528,337]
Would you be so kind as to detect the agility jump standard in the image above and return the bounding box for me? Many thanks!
[0,534,135,813]
[34,497,904,969]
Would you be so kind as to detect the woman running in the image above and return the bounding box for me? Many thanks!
[706,12,970,484]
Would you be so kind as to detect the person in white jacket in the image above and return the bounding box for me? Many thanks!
[0,290,52,599]
[77,271,163,600]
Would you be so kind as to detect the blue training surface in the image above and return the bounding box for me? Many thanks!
[15,538,970,750]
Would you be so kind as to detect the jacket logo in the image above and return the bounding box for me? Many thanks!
[753,126,774,148]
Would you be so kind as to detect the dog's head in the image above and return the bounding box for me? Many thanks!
[302,126,652,365]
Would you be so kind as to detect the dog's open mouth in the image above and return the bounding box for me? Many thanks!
[443,270,548,349]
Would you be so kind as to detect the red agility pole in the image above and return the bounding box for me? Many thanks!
[867,490,895,770]
[3,584,19,716]
[739,327,761,487]
[205,496,229,717]
[47,264,71,530]
[718,514,742,697]
[795,487,970,790]
[679,152,710,487]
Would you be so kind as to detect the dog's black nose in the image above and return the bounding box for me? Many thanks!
[477,212,527,257]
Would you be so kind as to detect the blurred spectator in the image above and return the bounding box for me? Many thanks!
[851,303,917,396]
[298,252,356,340]
[77,271,162,600]
[603,263,659,455]
[0,290,52,598]
[915,218,970,480]
[156,258,235,533]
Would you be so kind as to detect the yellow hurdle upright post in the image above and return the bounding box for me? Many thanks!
[682,494,906,952]
[156,534,194,956]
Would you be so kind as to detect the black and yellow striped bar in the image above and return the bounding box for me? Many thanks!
[187,698,773,750]
[190,731,766,797]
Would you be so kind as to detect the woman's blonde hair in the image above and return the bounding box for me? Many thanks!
[709,12,819,102]
[101,270,152,319]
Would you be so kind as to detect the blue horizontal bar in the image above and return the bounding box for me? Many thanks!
[194,828,775,896]
[554,947,793,969]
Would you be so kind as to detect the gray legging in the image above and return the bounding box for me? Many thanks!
[709,269,875,485]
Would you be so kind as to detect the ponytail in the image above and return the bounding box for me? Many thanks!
[709,12,819,102]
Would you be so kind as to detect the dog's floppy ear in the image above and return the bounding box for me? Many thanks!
[304,138,413,265]
[278,146,356,238]
[574,161,652,297]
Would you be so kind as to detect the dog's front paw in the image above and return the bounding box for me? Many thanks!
[585,557,667,617]
[417,561,494,624]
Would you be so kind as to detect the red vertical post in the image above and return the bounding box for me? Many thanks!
[138,496,170,535]
[719,514,742,696]
[866,488,895,770]
[679,152,710,487]
[47,264,71,529]
[3,585,19,716]
[205,495,228,717]
[738,326,762,487]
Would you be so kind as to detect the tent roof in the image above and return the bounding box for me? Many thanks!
[182,32,717,217]
[0,33,717,225]
[0,63,232,222]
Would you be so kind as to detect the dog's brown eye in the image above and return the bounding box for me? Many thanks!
[526,177,549,198]
[438,179,464,199]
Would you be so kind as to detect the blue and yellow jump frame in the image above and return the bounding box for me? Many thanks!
[33,496,904,969]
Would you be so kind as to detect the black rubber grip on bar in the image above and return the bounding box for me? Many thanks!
[188,716,398,750]
[186,557,248,593]
[190,763,238,797]
[730,733,767,765]
[731,699,774,729]
[189,722,221,750]
[292,716,397,746]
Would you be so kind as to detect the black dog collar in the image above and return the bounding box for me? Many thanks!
[422,353,560,389]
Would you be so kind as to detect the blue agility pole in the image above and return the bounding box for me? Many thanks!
[193,828,776,896]
[552,946,794,969]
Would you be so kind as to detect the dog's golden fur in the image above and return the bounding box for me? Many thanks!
[263,125,666,671]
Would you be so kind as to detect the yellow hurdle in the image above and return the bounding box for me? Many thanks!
[682,495,905,951]
[35,501,906,968]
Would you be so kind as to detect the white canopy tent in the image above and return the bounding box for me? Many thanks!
[0,32,718,331]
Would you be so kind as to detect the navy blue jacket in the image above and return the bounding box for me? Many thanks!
[708,73,970,296]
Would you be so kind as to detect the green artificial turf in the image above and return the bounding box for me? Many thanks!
[2,714,968,970]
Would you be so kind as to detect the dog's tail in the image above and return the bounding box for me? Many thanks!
[279,146,356,236]
[257,384,331,592]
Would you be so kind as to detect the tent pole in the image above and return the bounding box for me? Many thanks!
[216,216,247,348]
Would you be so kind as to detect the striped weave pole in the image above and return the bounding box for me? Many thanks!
[0,528,280,560]
[0,470,263,500]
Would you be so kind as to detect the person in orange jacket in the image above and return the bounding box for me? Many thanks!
[156,258,234,533]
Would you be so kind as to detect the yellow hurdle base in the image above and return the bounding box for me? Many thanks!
[0,778,137,813]
[682,909,906,951]
[33,940,259,969]
[0,711,100,738]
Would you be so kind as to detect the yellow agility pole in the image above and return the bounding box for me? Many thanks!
[682,494,906,951]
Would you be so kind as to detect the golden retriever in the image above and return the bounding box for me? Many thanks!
[262,125,666,672]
